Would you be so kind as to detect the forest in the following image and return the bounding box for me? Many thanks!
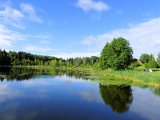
[0,37,160,71]
[0,49,99,68]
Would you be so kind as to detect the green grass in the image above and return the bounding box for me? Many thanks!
[9,66,160,87]
[93,69,160,87]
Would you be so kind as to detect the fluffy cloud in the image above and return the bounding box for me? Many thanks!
[0,24,24,49]
[0,2,42,28]
[20,3,42,23]
[82,17,160,58]
[76,0,110,12]
[0,2,46,51]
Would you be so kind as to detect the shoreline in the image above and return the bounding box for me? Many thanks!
[1,66,160,87]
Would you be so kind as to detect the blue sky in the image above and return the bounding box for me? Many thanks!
[0,0,160,58]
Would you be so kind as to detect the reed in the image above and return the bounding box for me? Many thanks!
[94,69,160,87]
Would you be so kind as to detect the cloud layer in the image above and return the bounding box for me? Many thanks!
[0,2,46,52]
[0,2,42,29]
[82,17,160,58]
[20,3,42,23]
[0,24,24,49]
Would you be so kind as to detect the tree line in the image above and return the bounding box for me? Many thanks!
[0,49,99,68]
[135,53,160,69]
[0,37,159,70]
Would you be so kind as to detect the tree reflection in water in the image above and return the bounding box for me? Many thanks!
[0,67,91,81]
[152,88,160,96]
[99,84,133,113]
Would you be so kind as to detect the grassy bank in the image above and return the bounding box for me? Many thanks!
[3,66,160,87]
[94,69,160,87]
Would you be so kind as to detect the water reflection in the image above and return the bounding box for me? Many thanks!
[99,84,133,113]
[152,88,160,96]
[0,67,159,120]
[0,67,90,81]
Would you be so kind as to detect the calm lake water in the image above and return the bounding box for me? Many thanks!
[0,67,160,120]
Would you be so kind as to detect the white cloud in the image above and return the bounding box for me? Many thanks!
[0,24,24,49]
[20,3,42,23]
[0,24,52,51]
[0,2,42,28]
[24,45,53,53]
[23,45,60,55]
[0,2,24,28]
[82,17,160,58]
[0,1,45,51]
[54,52,99,59]
[76,0,110,12]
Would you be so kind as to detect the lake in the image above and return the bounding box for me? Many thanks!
[0,67,159,120]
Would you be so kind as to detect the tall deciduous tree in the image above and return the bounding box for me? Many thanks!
[139,54,150,64]
[100,37,133,70]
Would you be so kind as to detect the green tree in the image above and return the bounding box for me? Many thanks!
[100,43,110,70]
[90,56,99,65]
[0,50,11,66]
[146,54,157,68]
[129,61,140,69]
[51,59,58,67]
[139,54,150,64]
[157,53,160,67]
[100,37,133,70]
[59,59,63,67]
